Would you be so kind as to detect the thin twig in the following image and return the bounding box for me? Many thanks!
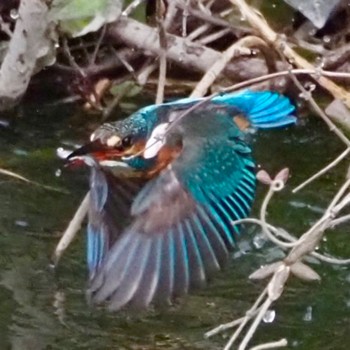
[155,0,167,104]
[232,218,350,265]
[187,23,210,41]
[259,183,298,248]
[174,0,250,36]
[325,176,350,213]
[182,0,191,37]
[329,213,350,228]
[237,298,273,350]
[205,316,248,338]
[221,68,350,93]
[197,28,231,45]
[276,57,350,193]
[285,66,350,147]
[0,168,67,193]
[293,148,350,193]
[89,25,107,65]
[224,288,268,350]
[206,288,267,339]
[122,0,145,16]
[111,47,136,76]
[248,339,288,350]
[62,37,86,77]
[52,192,90,266]
[312,252,350,265]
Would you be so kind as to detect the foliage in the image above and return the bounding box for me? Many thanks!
[50,0,123,37]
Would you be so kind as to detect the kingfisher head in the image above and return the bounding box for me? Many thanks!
[67,112,153,171]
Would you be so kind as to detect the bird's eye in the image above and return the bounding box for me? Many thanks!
[121,135,133,148]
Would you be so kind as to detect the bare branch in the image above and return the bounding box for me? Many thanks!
[0,0,54,110]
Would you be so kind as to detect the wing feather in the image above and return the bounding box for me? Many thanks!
[153,231,175,305]
[173,223,190,297]
[183,219,206,288]
[108,237,152,311]
[129,236,162,309]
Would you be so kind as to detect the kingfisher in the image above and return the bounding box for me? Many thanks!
[67,90,296,311]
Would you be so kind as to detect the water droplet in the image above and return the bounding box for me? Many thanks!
[303,306,313,322]
[13,148,28,156]
[55,169,62,177]
[263,309,276,323]
[10,9,19,20]
[308,27,317,36]
[323,35,331,44]
[278,80,285,88]
[15,220,29,227]
[291,340,299,347]
[315,56,325,69]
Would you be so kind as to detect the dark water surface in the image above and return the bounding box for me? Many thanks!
[0,101,349,350]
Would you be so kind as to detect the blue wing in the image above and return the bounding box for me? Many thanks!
[88,111,256,311]
[211,90,296,128]
[139,90,296,130]
[87,168,146,279]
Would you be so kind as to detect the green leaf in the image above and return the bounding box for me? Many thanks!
[50,0,123,37]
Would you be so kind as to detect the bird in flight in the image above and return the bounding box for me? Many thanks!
[66,90,296,311]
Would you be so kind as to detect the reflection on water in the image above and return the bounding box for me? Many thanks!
[0,102,349,349]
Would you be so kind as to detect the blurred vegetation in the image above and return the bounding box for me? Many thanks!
[0,0,349,120]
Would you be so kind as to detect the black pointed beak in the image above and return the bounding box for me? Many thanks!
[66,139,107,160]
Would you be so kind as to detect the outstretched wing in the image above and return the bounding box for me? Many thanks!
[140,90,296,130]
[88,111,256,311]
[87,169,146,278]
